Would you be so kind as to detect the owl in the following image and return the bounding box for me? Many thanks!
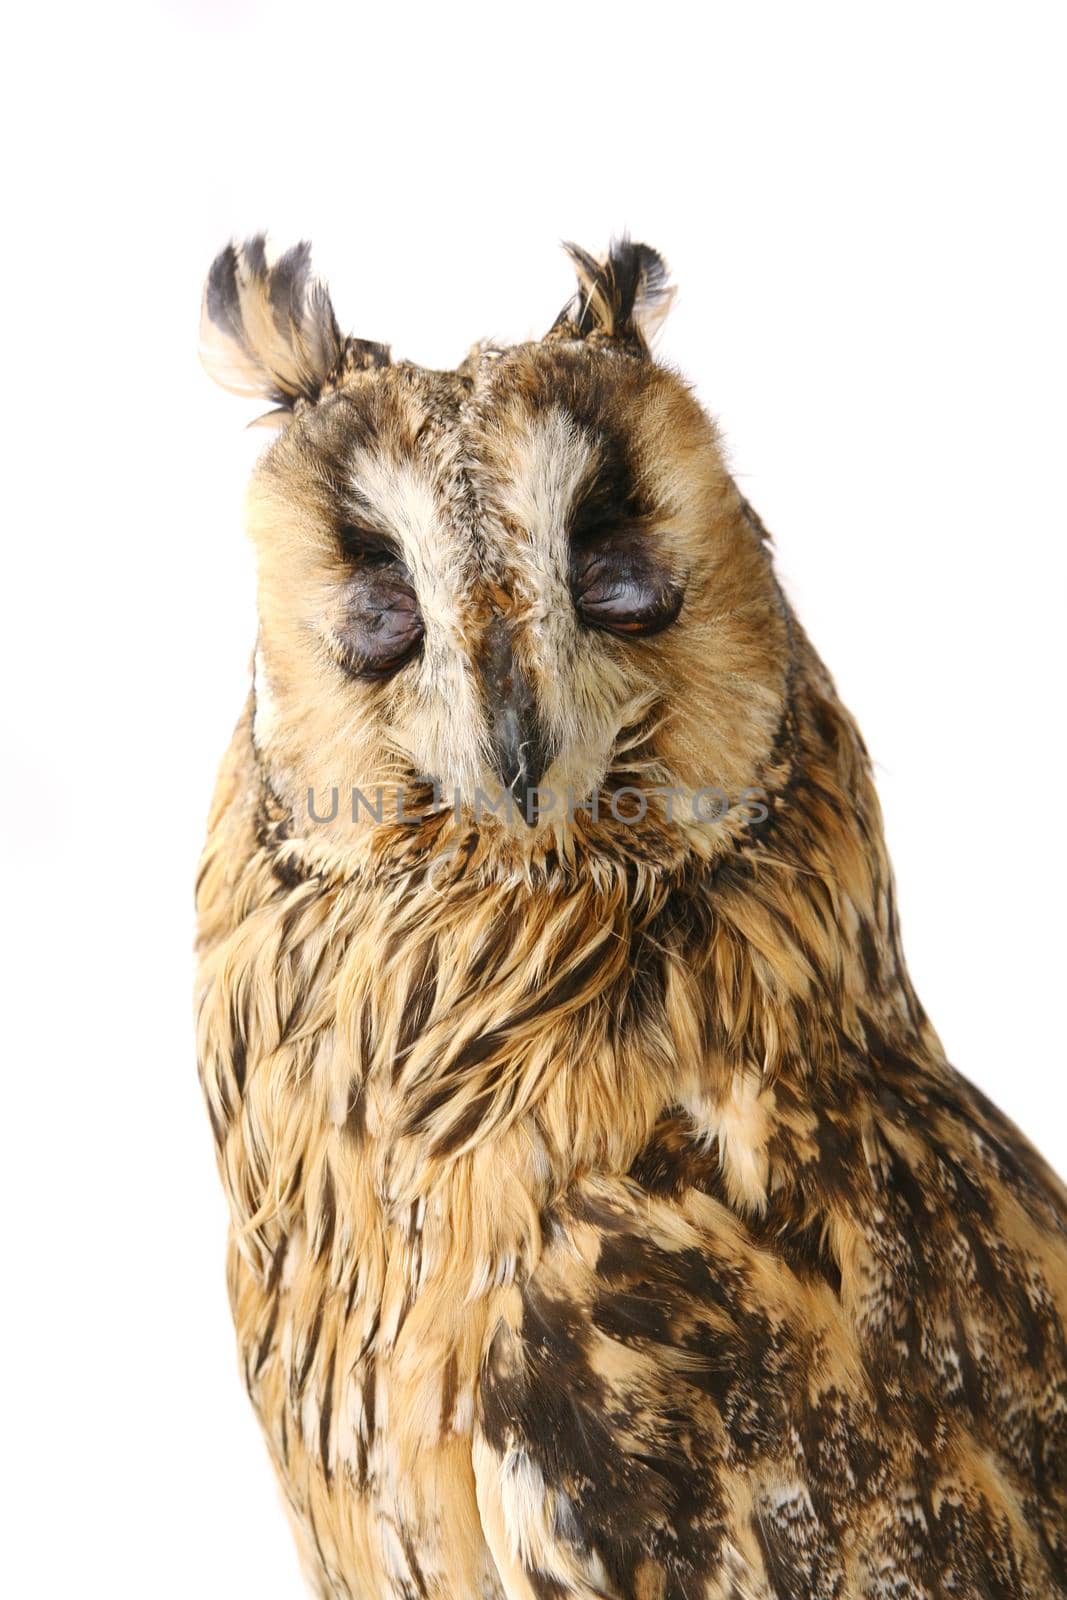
[195,235,1067,1599]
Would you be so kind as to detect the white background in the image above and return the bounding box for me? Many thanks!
[3,3,1064,1594]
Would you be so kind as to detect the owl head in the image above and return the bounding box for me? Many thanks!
[201,236,792,875]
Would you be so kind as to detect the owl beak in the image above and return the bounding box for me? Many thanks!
[481,617,548,828]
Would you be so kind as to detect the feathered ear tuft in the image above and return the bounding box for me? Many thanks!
[199,236,389,414]
[548,236,675,354]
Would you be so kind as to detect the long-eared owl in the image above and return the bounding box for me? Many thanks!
[196,235,1067,1599]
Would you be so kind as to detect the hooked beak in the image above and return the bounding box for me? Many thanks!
[480,616,548,827]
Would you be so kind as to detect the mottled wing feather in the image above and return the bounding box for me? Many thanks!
[475,1067,1067,1600]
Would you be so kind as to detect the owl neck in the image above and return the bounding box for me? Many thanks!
[200,660,942,1199]
[370,664,939,1166]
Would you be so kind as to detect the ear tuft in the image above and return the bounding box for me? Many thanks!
[200,236,357,409]
[549,236,675,353]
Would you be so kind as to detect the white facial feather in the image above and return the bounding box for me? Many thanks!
[348,448,488,793]
[252,645,279,748]
[490,407,593,610]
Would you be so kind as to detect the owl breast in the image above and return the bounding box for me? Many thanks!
[197,849,549,1600]
[225,1178,510,1600]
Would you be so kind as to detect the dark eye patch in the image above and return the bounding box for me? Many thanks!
[569,430,650,551]
[337,519,399,566]
[567,439,681,637]
[333,527,424,679]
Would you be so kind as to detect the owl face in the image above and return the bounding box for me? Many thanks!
[203,238,792,865]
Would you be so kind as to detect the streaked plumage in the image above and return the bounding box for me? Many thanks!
[195,235,1067,1598]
